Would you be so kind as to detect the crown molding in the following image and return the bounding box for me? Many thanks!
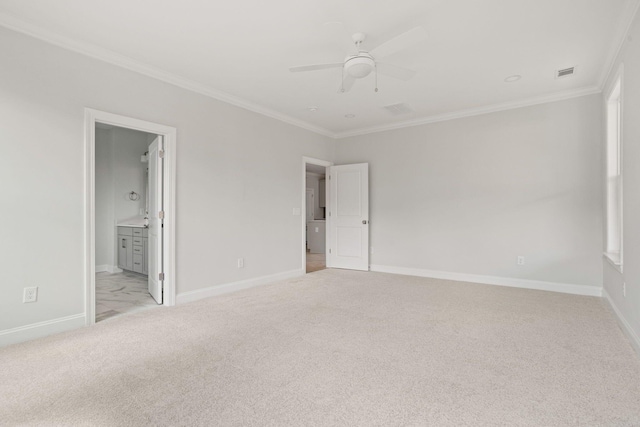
[597,0,640,90]
[334,85,602,139]
[0,12,336,139]
[0,11,622,141]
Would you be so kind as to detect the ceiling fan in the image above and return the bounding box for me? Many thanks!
[289,26,427,93]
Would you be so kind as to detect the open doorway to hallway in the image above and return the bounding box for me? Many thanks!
[305,161,328,273]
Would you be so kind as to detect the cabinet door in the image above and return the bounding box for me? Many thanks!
[118,235,133,271]
[133,254,143,273]
[117,235,126,269]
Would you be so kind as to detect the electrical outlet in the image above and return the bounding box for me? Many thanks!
[370,246,374,254]
[623,282,626,297]
[237,258,244,268]
[23,287,38,303]
[517,256,525,266]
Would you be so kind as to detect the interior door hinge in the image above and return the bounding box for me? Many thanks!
[159,272,165,281]
[159,210,165,219]
[159,150,165,159]
[329,248,332,254]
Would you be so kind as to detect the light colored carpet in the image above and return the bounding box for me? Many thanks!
[1,269,639,426]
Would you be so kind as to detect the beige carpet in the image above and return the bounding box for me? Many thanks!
[1,269,639,426]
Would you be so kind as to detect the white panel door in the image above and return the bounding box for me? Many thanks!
[327,163,369,271]
[148,136,163,304]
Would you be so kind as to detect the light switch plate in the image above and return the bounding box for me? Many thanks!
[292,208,301,216]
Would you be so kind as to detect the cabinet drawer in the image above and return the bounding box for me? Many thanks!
[133,246,143,255]
[117,227,133,236]
[132,237,143,245]
[132,228,143,236]
[133,254,143,273]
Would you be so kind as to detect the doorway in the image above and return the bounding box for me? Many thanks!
[94,124,160,321]
[85,109,176,326]
[302,157,332,273]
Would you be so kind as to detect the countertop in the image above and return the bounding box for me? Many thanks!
[117,217,148,228]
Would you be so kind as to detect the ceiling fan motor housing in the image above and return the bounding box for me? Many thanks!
[345,53,375,79]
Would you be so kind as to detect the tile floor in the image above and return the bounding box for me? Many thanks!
[95,271,159,322]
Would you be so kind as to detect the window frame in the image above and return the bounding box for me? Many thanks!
[604,64,624,272]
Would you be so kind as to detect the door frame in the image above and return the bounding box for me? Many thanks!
[84,108,177,325]
[302,156,333,272]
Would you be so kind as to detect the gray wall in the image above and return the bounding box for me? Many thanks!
[603,11,640,351]
[0,27,334,337]
[335,95,603,288]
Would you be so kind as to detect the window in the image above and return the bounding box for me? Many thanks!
[605,66,623,270]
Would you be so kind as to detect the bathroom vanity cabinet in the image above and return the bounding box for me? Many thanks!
[117,226,148,275]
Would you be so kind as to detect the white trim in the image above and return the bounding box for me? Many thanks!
[176,269,304,305]
[0,314,86,348]
[603,289,640,357]
[597,1,640,90]
[603,64,624,271]
[334,86,601,139]
[302,157,333,273]
[370,265,602,297]
[0,12,334,139]
[0,13,613,140]
[95,265,123,274]
[603,252,623,273]
[85,109,177,327]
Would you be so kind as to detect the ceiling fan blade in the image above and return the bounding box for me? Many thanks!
[289,63,344,73]
[369,27,427,59]
[338,75,356,93]
[376,62,416,81]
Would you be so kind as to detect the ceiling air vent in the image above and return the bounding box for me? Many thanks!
[556,67,576,79]
[383,103,414,116]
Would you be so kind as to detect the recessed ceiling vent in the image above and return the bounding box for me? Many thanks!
[556,67,576,79]
[383,103,414,116]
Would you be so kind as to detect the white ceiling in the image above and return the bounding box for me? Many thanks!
[0,0,637,138]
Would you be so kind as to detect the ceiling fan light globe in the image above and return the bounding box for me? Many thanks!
[345,55,375,79]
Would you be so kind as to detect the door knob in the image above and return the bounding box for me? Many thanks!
[362,220,368,224]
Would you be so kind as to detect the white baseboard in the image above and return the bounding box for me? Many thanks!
[0,313,86,348]
[603,289,640,357]
[370,265,602,297]
[176,269,305,305]
[96,265,123,274]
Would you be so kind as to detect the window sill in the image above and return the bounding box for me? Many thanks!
[603,252,623,273]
